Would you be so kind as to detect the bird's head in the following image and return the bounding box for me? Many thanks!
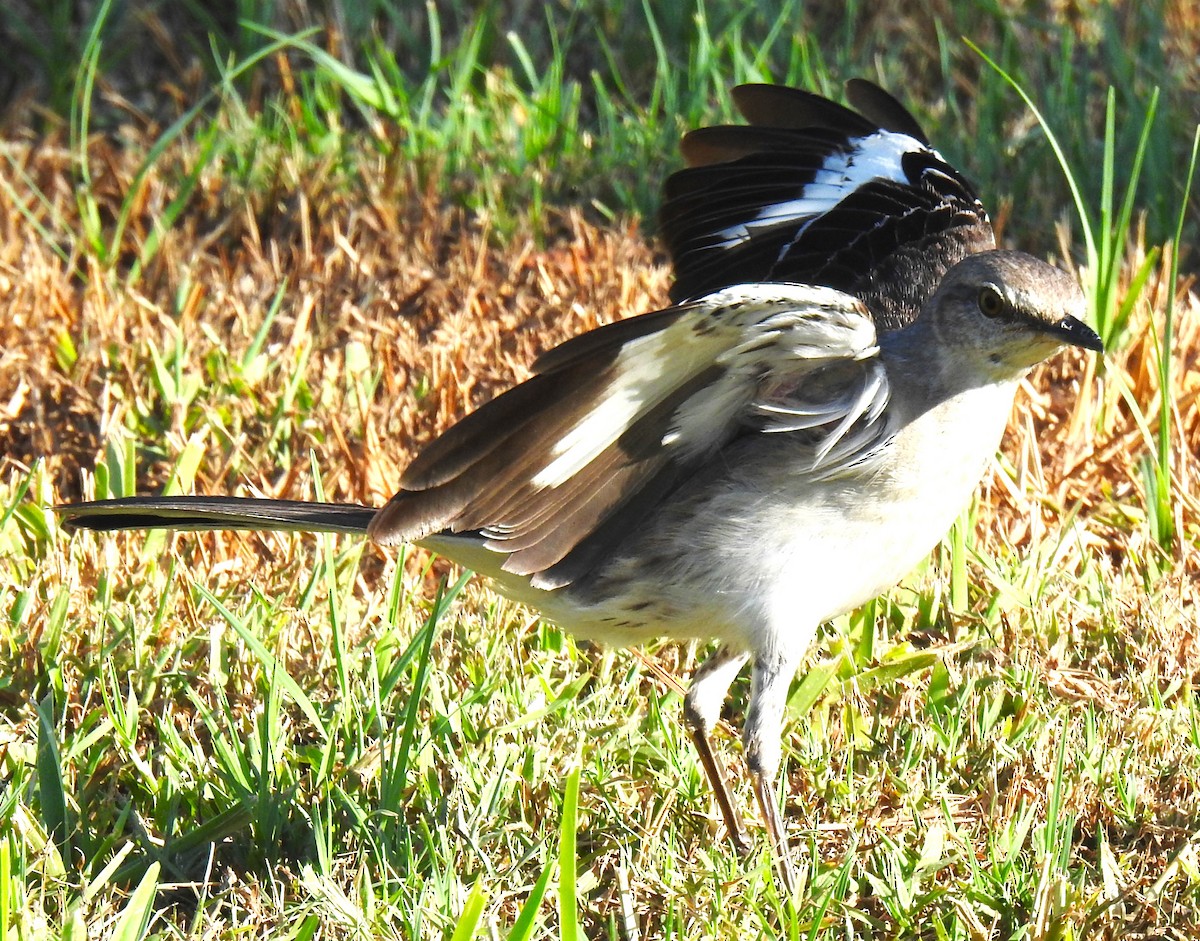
[922,250,1102,380]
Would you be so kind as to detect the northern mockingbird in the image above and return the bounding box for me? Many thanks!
[56,80,1103,893]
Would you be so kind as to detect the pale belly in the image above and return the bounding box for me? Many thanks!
[548,378,1017,651]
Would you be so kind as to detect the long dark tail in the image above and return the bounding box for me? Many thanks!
[55,497,377,535]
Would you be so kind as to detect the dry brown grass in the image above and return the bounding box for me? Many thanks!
[0,133,667,502]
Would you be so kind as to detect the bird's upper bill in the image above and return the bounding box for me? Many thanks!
[1046,313,1104,353]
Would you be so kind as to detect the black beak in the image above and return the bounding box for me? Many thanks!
[1053,315,1104,353]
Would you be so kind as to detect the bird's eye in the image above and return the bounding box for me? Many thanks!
[977,284,1005,318]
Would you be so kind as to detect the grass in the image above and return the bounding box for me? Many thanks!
[1,0,1199,938]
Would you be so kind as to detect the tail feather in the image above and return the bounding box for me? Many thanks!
[56,497,377,535]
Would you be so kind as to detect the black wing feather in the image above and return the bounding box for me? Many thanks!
[661,79,994,321]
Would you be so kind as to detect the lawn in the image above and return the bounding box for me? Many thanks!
[1,1,1198,938]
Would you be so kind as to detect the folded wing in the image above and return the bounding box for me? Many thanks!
[369,284,892,590]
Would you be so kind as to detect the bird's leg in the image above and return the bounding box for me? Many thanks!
[745,649,803,897]
[682,645,751,853]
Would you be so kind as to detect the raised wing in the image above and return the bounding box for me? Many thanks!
[661,80,995,330]
[369,284,891,590]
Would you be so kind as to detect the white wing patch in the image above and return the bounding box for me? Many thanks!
[532,282,891,490]
[713,131,932,250]
[529,314,731,488]
[532,367,655,487]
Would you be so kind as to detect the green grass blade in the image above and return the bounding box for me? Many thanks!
[506,858,554,941]
[449,880,489,941]
[192,583,327,738]
[243,279,289,368]
[788,659,841,718]
[0,834,10,940]
[0,152,71,264]
[0,465,35,531]
[382,571,469,813]
[127,119,225,284]
[109,862,160,941]
[69,0,113,261]
[1151,122,1200,549]
[558,764,581,941]
[949,506,969,613]
[967,41,1096,272]
[805,843,855,941]
[846,650,939,695]
[36,694,70,859]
